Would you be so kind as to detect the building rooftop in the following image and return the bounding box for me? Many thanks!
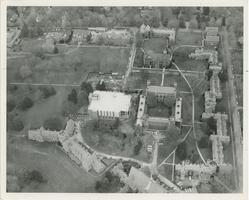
[127,167,167,193]
[205,35,219,43]
[88,91,131,113]
[147,85,176,94]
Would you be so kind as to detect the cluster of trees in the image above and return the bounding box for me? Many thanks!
[95,171,124,193]
[133,140,143,155]
[43,117,64,131]
[7,114,24,131]
[18,169,46,189]
[218,69,228,82]
[17,97,34,111]
[95,81,106,91]
[176,142,187,160]
[39,86,56,99]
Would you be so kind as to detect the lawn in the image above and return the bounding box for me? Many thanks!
[176,30,203,46]
[181,93,193,125]
[173,47,208,72]
[143,38,167,54]
[147,104,172,118]
[7,47,131,84]
[7,137,100,192]
[157,124,188,164]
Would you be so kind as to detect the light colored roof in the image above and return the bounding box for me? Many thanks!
[205,27,219,32]
[128,167,167,193]
[205,35,219,42]
[147,85,176,94]
[88,91,131,113]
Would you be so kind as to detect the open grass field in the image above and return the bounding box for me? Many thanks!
[176,30,203,46]
[173,47,208,72]
[143,38,167,54]
[7,137,99,192]
[7,86,70,131]
[7,47,130,84]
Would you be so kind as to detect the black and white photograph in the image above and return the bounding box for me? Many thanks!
[0,1,247,199]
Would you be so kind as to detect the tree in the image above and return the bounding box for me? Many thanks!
[18,97,34,111]
[179,16,186,28]
[96,81,106,91]
[168,18,179,29]
[176,142,187,160]
[19,65,32,79]
[19,169,46,186]
[95,171,123,193]
[68,88,78,104]
[77,90,89,107]
[207,117,217,132]
[203,7,210,16]
[198,136,210,148]
[189,18,198,30]
[39,86,56,99]
[218,70,228,82]
[7,99,16,112]
[12,118,24,131]
[43,117,63,131]
[80,82,93,94]
[86,32,92,43]
[206,69,213,81]
[134,140,143,155]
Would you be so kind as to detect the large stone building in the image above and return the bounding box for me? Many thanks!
[88,91,131,120]
[146,85,176,102]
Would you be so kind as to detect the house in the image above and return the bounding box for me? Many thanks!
[210,72,222,99]
[136,95,146,127]
[147,85,176,102]
[209,135,230,164]
[205,27,219,36]
[88,91,131,120]
[205,35,219,46]
[147,116,172,130]
[28,127,62,142]
[151,28,176,41]
[202,91,216,119]
[127,167,168,193]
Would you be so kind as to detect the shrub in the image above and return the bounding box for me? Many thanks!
[43,117,63,131]
[218,70,228,82]
[77,90,89,107]
[18,97,34,111]
[134,140,143,155]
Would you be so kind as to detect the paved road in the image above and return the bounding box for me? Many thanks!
[123,32,137,89]
[221,28,243,191]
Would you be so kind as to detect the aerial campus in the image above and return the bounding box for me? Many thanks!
[6,7,243,193]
